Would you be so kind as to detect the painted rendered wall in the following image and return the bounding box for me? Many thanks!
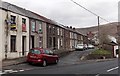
[42,22,47,49]
[0,2,4,61]
[2,10,29,59]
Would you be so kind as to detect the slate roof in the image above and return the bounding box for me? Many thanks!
[1,1,86,36]
[1,1,45,21]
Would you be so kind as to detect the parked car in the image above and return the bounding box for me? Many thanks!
[88,44,94,49]
[75,44,85,51]
[27,48,59,67]
[84,44,88,49]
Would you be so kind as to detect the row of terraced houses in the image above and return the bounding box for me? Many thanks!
[0,1,88,60]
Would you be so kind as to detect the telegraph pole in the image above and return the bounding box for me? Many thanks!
[98,16,100,49]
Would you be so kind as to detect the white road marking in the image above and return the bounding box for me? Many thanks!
[12,70,18,73]
[4,69,13,73]
[1,69,25,74]
[107,66,119,72]
[19,70,24,72]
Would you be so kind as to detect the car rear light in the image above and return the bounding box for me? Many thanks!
[38,59,42,62]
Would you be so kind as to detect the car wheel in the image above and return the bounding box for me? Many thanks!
[55,59,59,64]
[42,60,47,67]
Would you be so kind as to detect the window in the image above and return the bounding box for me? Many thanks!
[53,27,55,34]
[39,37,42,48]
[10,35,16,52]
[38,21,42,33]
[60,29,62,36]
[75,34,77,39]
[70,32,72,38]
[49,37,52,48]
[57,28,60,35]
[81,36,83,40]
[31,21,35,32]
[49,50,54,55]
[44,50,50,54]
[60,39,63,46]
[30,49,41,54]
[10,15,16,30]
[22,18,26,32]
[49,25,51,34]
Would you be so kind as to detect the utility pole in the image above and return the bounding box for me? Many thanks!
[98,16,100,49]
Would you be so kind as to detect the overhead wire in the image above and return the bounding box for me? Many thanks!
[70,0,111,23]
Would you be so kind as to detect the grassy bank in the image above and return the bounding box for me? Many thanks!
[86,49,112,60]
[91,49,112,55]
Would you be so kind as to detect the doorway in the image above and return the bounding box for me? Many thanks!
[31,36,34,48]
[53,37,56,49]
[22,36,26,56]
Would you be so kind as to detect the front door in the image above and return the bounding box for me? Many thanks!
[53,37,56,49]
[31,36,34,48]
[22,36,26,56]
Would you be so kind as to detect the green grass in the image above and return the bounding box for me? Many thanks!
[91,49,112,55]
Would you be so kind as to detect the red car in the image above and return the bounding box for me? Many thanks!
[27,48,59,67]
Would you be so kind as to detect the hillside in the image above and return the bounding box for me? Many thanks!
[76,22,118,37]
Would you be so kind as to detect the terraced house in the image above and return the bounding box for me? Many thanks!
[1,1,88,60]
[1,2,30,59]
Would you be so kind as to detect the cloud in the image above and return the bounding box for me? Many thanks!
[2,0,119,28]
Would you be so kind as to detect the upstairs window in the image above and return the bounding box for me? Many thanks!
[22,18,26,32]
[38,21,42,33]
[49,25,52,34]
[31,21,35,32]
[60,29,62,36]
[10,15,16,30]
[53,27,55,35]
[57,28,60,35]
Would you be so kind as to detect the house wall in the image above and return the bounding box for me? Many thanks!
[42,22,47,49]
[1,9,7,59]
[29,19,45,49]
[2,10,29,59]
[57,27,64,50]
[0,9,4,61]
[46,24,58,50]
[113,45,118,57]
[83,36,88,45]
[64,29,70,50]
[0,0,2,69]
[77,34,84,44]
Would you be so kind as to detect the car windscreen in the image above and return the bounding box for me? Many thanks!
[30,49,41,54]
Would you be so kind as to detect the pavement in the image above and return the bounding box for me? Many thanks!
[2,50,72,67]
[2,57,27,67]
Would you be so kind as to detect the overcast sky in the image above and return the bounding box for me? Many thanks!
[2,0,119,28]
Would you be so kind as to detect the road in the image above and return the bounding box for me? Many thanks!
[2,49,119,75]
[8,58,118,74]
